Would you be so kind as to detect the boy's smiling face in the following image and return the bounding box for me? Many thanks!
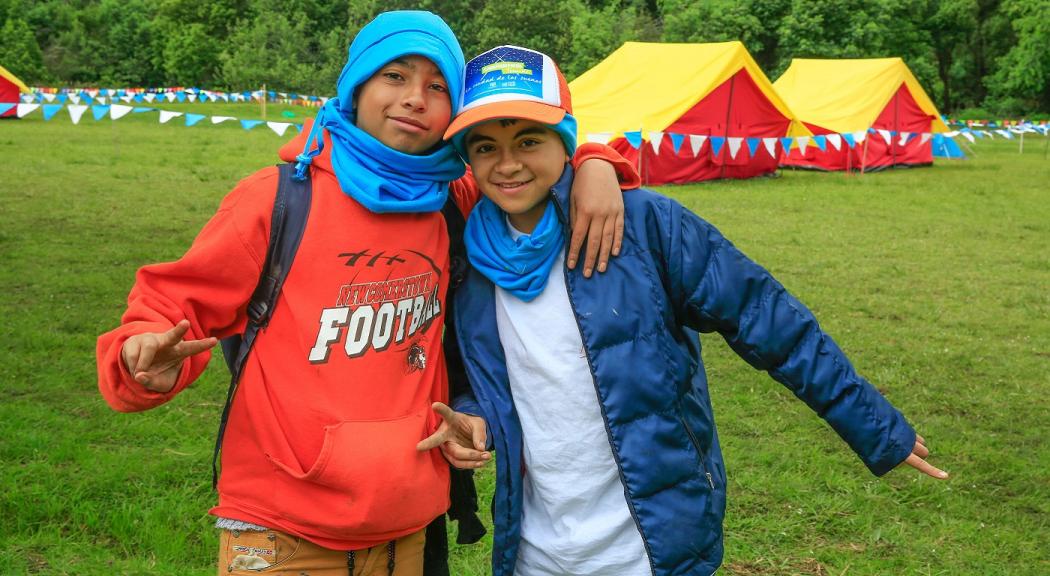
[465,119,569,233]
[354,55,452,155]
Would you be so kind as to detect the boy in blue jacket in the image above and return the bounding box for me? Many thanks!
[421,45,948,576]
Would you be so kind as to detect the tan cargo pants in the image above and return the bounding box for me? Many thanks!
[218,527,425,576]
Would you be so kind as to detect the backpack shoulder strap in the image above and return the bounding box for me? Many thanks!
[213,163,312,488]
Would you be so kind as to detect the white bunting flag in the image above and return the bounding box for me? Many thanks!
[961,132,975,143]
[96,96,108,105]
[585,133,613,145]
[145,93,156,103]
[43,93,56,102]
[826,133,842,151]
[165,92,177,103]
[159,110,184,124]
[762,137,778,158]
[106,89,117,97]
[69,94,81,105]
[187,93,198,103]
[16,103,40,118]
[853,130,867,143]
[67,104,88,124]
[944,131,959,137]
[211,116,236,124]
[920,133,932,144]
[21,93,35,103]
[796,136,810,155]
[267,121,292,137]
[649,131,665,154]
[110,104,133,120]
[727,137,743,159]
[121,94,134,103]
[899,132,912,145]
[86,89,98,99]
[878,129,892,144]
[688,135,707,157]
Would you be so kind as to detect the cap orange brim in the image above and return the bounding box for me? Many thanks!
[444,101,566,140]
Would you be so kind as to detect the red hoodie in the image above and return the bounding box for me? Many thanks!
[96,125,636,550]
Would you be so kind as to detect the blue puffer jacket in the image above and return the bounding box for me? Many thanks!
[453,167,917,576]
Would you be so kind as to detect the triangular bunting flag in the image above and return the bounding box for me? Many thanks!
[813,135,827,152]
[132,107,155,113]
[899,132,912,145]
[159,110,183,124]
[145,93,156,103]
[211,116,236,124]
[0,104,14,116]
[669,133,685,154]
[920,133,932,144]
[648,131,664,155]
[67,104,88,124]
[762,137,777,157]
[623,131,643,149]
[176,92,186,102]
[797,136,809,155]
[878,129,892,144]
[842,133,855,148]
[961,132,975,143]
[727,137,743,159]
[95,96,107,105]
[780,137,794,152]
[710,136,725,158]
[826,133,842,151]
[746,137,760,158]
[187,93,198,103]
[267,121,292,136]
[90,105,109,121]
[69,94,81,105]
[110,104,133,120]
[42,104,63,121]
[585,133,613,145]
[120,94,134,103]
[240,119,264,131]
[997,130,1013,139]
[688,135,707,156]
[16,103,40,118]
[166,92,177,102]
[853,130,867,143]
[133,94,144,103]
[43,93,56,102]
[185,113,206,127]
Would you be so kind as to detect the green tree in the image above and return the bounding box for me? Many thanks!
[987,0,1050,114]
[0,15,47,83]
[472,0,575,68]
[926,0,977,111]
[564,0,659,79]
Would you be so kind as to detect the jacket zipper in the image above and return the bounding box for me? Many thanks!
[552,196,657,576]
[681,416,716,490]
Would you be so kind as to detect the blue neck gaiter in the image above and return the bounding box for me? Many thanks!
[293,11,466,213]
[464,196,565,302]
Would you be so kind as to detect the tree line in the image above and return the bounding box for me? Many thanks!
[1,0,1047,115]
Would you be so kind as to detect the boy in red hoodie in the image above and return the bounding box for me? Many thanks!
[96,11,635,576]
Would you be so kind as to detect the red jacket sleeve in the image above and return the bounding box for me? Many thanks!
[572,142,641,190]
[96,168,278,412]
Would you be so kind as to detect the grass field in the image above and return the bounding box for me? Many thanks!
[1,104,1047,575]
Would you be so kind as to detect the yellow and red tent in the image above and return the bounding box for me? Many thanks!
[570,41,809,185]
[1,64,31,118]
[774,58,948,171]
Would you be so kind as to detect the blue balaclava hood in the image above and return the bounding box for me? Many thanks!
[293,11,467,213]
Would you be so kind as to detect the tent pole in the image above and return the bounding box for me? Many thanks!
[1019,131,1024,154]
[893,88,899,167]
[721,75,736,180]
[261,83,267,120]
[861,131,869,174]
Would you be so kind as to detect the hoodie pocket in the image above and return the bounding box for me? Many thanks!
[268,410,448,537]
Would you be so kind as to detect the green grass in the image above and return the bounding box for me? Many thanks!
[1,111,1047,575]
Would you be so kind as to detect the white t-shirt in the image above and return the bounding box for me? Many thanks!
[494,222,651,576]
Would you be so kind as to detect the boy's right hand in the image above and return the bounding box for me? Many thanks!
[121,319,217,393]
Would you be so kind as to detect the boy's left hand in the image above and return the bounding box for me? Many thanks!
[569,159,625,278]
[417,402,491,469]
[900,434,949,479]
